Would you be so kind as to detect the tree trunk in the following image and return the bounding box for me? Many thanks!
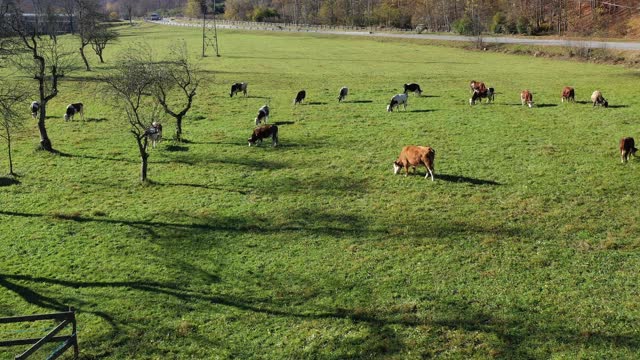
[80,45,91,71]
[5,127,13,175]
[140,154,148,181]
[38,105,53,152]
[138,138,149,182]
[98,51,105,63]
[176,116,183,142]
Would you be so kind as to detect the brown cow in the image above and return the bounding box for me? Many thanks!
[620,137,637,163]
[393,145,435,181]
[520,90,533,108]
[561,87,575,103]
[470,80,487,93]
[248,124,278,147]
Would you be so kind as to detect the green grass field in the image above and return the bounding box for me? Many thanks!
[1,23,640,359]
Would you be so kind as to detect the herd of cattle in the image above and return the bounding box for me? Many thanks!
[26,79,626,180]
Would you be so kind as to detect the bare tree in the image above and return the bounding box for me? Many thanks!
[76,0,102,71]
[103,48,162,182]
[62,0,75,34]
[90,25,118,63]
[153,42,200,142]
[0,82,28,176]
[1,2,73,152]
[119,0,135,25]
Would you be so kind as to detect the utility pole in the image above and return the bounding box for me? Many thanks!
[202,0,220,57]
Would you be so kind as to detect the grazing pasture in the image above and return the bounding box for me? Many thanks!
[2,23,640,359]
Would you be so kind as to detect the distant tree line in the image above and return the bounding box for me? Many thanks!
[103,0,640,37]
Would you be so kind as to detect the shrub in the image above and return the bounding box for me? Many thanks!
[516,16,530,35]
[453,16,474,35]
[490,12,506,34]
[252,7,279,22]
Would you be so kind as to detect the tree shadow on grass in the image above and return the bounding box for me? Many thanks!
[58,151,290,169]
[2,270,638,359]
[85,117,108,122]
[306,102,327,105]
[437,174,501,185]
[608,105,628,109]
[409,109,436,113]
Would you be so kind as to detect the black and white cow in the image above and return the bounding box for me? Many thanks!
[294,90,306,105]
[64,103,84,121]
[387,93,408,112]
[469,87,495,105]
[255,104,270,125]
[145,121,163,149]
[30,101,40,119]
[403,83,423,96]
[230,82,248,97]
[338,87,348,102]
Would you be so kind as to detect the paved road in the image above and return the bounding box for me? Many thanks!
[153,20,640,51]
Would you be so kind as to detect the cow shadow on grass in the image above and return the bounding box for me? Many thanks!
[343,100,373,104]
[273,121,295,125]
[536,103,558,108]
[437,173,501,185]
[0,177,20,186]
[165,144,189,152]
[85,117,108,122]
[607,105,628,109]
[409,109,436,113]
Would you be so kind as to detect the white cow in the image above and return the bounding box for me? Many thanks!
[387,93,408,112]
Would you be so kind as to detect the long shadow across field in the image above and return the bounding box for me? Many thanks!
[2,270,638,358]
[58,151,290,169]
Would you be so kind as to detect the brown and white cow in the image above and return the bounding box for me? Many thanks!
[470,80,487,93]
[520,90,533,108]
[620,137,637,163]
[561,87,575,103]
[591,90,608,108]
[64,103,84,121]
[393,145,435,181]
[248,124,278,147]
